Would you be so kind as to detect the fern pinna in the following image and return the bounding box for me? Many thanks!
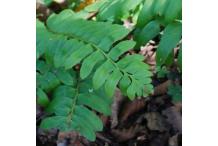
[37,9,153,141]
[134,0,182,67]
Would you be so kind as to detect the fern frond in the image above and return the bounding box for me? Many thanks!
[40,79,112,141]
[134,20,160,49]
[36,0,183,142]
[136,0,182,28]
[37,71,61,92]
[156,21,182,66]
[37,87,50,107]
[36,60,77,91]
[36,19,52,59]
[42,9,153,99]
[96,0,143,22]
[134,0,182,66]
[136,0,156,28]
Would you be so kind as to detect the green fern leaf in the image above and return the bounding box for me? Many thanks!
[41,10,153,99]
[40,116,69,130]
[93,60,115,89]
[108,40,136,61]
[134,0,182,66]
[104,68,122,97]
[36,19,52,59]
[53,85,77,98]
[36,60,50,74]
[36,60,77,91]
[167,84,182,102]
[43,0,53,6]
[136,0,182,28]
[163,0,182,23]
[41,79,112,141]
[37,88,50,107]
[134,20,160,49]
[65,44,94,69]
[126,80,138,100]
[97,0,143,22]
[119,73,131,96]
[37,71,60,92]
[46,10,129,52]
[77,93,111,115]
[36,1,188,141]
[136,0,156,28]
[153,0,169,17]
[80,51,105,79]
[55,69,76,86]
[156,22,182,66]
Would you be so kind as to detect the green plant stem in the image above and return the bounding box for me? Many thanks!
[67,76,80,126]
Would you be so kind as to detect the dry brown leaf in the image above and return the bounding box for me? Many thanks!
[149,132,170,146]
[110,89,125,128]
[140,44,157,72]
[146,52,156,65]
[58,131,89,146]
[120,99,146,122]
[153,80,172,96]
[145,112,168,132]
[175,102,182,112]
[111,125,145,142]
[174,47,180,56]
[123,19,134,29]
[96,133,111,144]
[99,115,109,127]
[140,44,155,56]
[168,134,179,146]
[162,106,182,133]
[86,12,98,20]
[58,132,77,146]
[75,0,96,12]
[37,129,58,146]
[36,2,52,21]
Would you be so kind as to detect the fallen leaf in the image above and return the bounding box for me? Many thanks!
[146,52,156,66]
[146,95,172,113]
[120,99,146,122]
[162,106,182,133]
[111,125,145,142]
[145,112,169,132]
[149,132,170,146]
[57,131,89,146]
[111,89,125,128]
[123,19,134,29]
[36,1,52,21]
[96,133,111,144]
[37,129,58,146]
[75,0,96,12]
[168,134,179,146]
[140,44,155,56]
[154,80,172,96]
[99,115,109,127]
[140,44,157,72]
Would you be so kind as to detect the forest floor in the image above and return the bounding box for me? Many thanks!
[37,44,182,146]
[37,86,182,146]
[36,1,182,146]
